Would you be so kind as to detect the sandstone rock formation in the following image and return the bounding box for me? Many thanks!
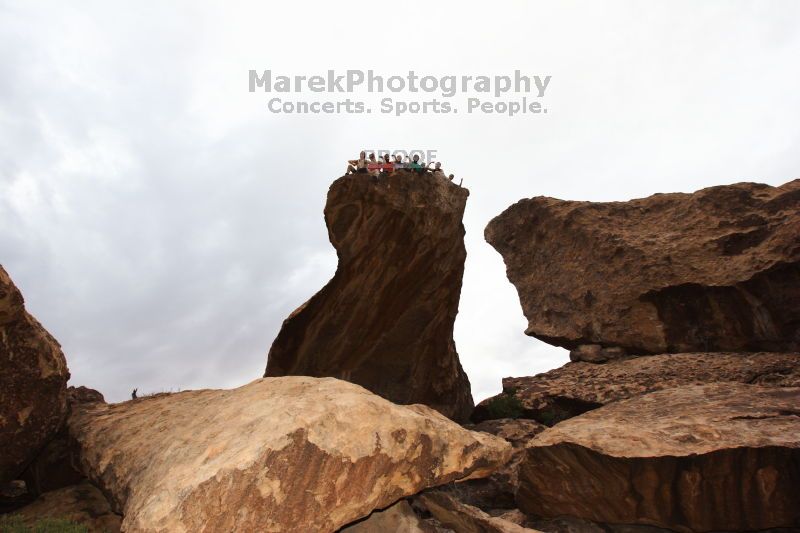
[11,481,121,533]
[517,383,800,532]
[485,180,800,354]
[416,491,540,533]
[341,500,437,533]
[0,265,69,482]
[265,172,473,421]
[22,386,106,495]
[446,418,547,510]
[473,351,800,424]
[68,376,510,533]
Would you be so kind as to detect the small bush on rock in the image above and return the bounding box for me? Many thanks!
[484,391,525,419]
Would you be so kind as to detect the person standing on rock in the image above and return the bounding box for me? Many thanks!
[346,151,369,174]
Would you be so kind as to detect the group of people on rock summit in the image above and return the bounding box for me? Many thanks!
[346,151,460,185]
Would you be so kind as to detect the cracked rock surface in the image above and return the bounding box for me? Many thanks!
[473,352,800,425]
[485,180,800,354]
[68,376,510,533]
[0,265,69,482]
[517,383,800,532]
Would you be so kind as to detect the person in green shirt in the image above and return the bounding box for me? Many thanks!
[407,154,424,173]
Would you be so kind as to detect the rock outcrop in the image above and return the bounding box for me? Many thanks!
[68,376,510,533]
[473,351,800,424]
[22,386,106,496]
[0,265,69,482]
[517,383,800,532]
[485,180,800,354]
[265,172,474,421]
[444,418,546,510]
[11,481,122,533]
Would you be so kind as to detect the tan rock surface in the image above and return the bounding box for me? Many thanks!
[473,351,800,425]
[518,383,800,532]
[485,180,800,354]
[12,481,121,533]
[340,500,437,533]
[68,376,511,533]
[416,491,541,533]
[0,265,69,482]
[265,172,474,421]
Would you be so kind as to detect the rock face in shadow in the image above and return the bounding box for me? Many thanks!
[265,172,474,421]
[22,386,106,496]
[68,376,510,533]
[416,491,541,533]
[340,500,437,533]
[485,180,800,354]
[472,352,800,425]
[517,383,800,532]
[11,481,121,533]
[0,265,69,482]
[443,419,547,510]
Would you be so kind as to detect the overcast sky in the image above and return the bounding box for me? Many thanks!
[2,1,799,403]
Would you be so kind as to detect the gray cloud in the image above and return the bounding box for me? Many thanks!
[2,1,799,403]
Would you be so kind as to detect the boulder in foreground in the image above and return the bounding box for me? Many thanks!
[265,173,474,421]
[485,180,800,354]
[517,383,800,532]
[69,376,511,533]
[0,265,69,482]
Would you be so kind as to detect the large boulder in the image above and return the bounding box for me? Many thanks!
[517,383,800,532]
[473,351,800,425]
[485,180,800,354]
[68,376,511,533]
[0,265,69,482]
[265,172,474,421]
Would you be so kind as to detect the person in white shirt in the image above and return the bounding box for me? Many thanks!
[346,151,369,174]
[431,161,447,179]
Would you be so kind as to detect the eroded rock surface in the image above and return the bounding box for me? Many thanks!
[22,386,106,495]
[265,172,473,421]
[11,481,121,533]
[68,376,510,533]
[0,265,69,482]
[517,383,800,532]
[416,491,541,533]
[485,180,800,354]
[446,419,546,509]
[340,500,438,533]
[473,352,800,425]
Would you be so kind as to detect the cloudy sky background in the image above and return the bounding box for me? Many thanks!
[2,1,799,403]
